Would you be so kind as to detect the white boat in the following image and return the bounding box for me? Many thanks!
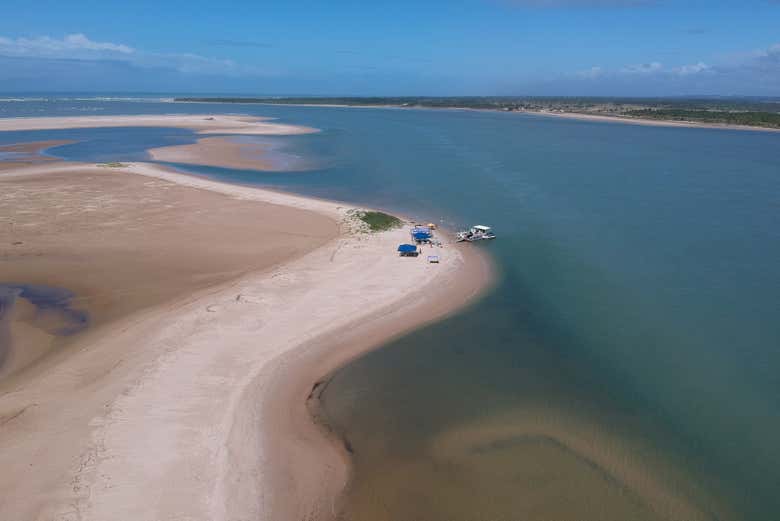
[456,225,496,242]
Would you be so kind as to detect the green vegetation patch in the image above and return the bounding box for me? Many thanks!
[625,109,780,129]
[355,210,403,232]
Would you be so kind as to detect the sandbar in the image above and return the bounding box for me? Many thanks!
[0,157,491,520]
[0,114,318,135]
[149,136,293,171]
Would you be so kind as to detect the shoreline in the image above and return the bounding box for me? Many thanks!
[257,231,494,520]
[518,109,780,133]
[3,100,778,135]
[173,99,780,133]
[0,155,494,520]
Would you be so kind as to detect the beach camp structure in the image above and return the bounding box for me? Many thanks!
[397,244,419,257]
[411,225,433,243]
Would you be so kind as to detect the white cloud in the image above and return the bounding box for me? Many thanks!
[620,61,663,74]
[0,33,134,58]
[599,60,712,77]
[557,43,780,95]
[750,43,780,70]
[137,51,251,76]
[503,0,656,6]
[61,33,134,54]
[577,66,604,79]
[673,61,711,75]
[0,33,267,77]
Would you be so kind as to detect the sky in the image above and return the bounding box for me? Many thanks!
[1,0,779,96]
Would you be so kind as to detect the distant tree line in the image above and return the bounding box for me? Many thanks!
[174,96,780,129]
[625,109,780,129]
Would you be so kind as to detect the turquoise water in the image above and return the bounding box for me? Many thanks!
[1,98,779,519]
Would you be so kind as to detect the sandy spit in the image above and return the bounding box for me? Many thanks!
[518,110,780,133]
[0,160,493,521]
[0,114,318,135]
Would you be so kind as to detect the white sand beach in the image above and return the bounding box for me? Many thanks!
[0,114,318,135]
[0,156,492,520]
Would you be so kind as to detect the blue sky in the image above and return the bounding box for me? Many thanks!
[1,0,779,96]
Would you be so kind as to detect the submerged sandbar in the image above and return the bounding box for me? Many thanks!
[148,135,309,171]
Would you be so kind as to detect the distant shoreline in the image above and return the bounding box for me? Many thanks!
[520,109,780,133]
[173,98,780,133]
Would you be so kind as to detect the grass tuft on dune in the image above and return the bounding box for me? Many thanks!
[354,210,403,232]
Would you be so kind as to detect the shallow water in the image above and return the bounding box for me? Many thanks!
[0,284,89,371]
[1,97,779,520]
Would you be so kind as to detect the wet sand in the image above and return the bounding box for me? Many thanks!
[0,162,335,380]
[260,239,493,520]
[0,157,491,520]
[0,140,73,169]
[149,136,283,171]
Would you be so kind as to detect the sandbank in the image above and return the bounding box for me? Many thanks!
[0,140,73,170]
[0,157,492,520]
[148,136,301,171]
[0,114,318,135]
[0,162,336,380]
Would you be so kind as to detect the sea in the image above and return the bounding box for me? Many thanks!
[1,94,779,521]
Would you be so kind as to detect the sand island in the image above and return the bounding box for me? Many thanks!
[0,115,492,520]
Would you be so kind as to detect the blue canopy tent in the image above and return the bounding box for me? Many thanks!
[411,226,433,243]
[397,244,419,256]
[412,231,432,242]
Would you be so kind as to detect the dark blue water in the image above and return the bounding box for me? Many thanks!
[1,97,778,520]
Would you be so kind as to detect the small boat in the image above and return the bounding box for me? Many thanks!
[456,225,496,242]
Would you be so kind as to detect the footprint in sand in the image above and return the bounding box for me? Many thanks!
[235,294,263,304]
[270,272,298,286]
